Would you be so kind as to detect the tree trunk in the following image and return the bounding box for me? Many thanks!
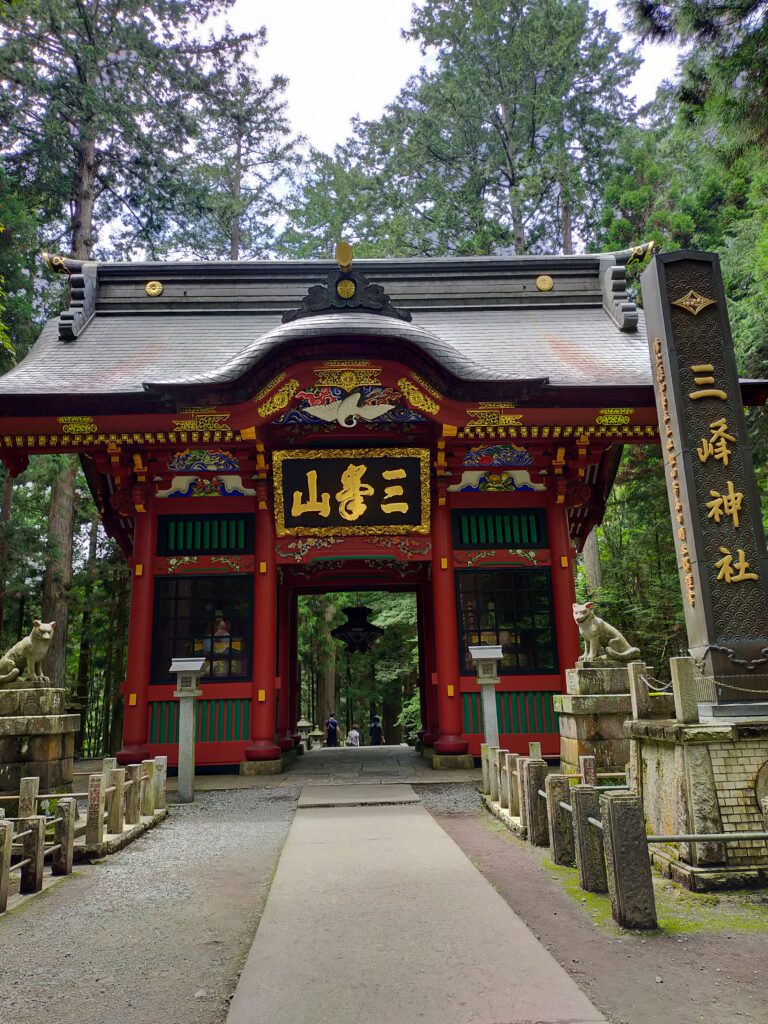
[72,136,97,259]
[41,457,77,685]
[318,597,337,720]
[582,527,603,593]
[562,197,574,255]
[0,471,14,638]
[73,514,99,751]
[230,135,242,260]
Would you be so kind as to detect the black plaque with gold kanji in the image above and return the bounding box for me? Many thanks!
[273,447,430,536]
[642,251,768,700]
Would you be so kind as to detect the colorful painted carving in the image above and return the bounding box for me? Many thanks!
[447,469,544,493]
[167,449,240,472]
[462,444,533,468]
[276,386,426,427]
[156,474,255,498]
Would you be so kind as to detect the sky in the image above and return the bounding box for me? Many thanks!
[228,0,682,154]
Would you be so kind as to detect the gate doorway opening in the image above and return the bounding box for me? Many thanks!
[296,590,422,747]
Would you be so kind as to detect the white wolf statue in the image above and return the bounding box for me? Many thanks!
[572,603,640,666]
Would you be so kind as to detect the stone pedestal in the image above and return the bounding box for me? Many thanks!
[627,716,768,891]
[0,688,79,793]
[554,666,633,775]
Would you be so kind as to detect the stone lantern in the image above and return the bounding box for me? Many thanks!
[297,717,312,747]
[469,644,503,747]
[308,727,325,749]
[170,657,205,802]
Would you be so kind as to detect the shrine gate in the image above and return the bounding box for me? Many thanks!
[2,245,763,768]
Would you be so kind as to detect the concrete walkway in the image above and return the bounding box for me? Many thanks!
[226,785,605,1024]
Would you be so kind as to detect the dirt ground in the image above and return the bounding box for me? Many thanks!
[436,810,768,1024]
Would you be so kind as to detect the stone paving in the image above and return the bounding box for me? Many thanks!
[75,744,482,792]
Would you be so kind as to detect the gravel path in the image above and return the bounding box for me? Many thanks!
[412,782,483,815]
[0,787,299,1024]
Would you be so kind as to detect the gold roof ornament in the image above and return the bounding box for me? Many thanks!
[145,280,164,297]
[536,274,554,292]
[335,241,353,271]
[42,253,75,275]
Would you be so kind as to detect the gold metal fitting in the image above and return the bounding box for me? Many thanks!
[145,280,164,297]
[335,241,353,271]
[535,274,554,292]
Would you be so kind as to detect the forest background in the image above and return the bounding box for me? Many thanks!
[0,0,766,752]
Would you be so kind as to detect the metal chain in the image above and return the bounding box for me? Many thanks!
[639,673,673,693]
[643,672,768,698]
[714,679,768,697]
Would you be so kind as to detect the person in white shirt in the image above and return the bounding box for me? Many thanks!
[346,724,361,747]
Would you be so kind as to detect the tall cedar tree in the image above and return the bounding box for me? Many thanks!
[281,0,639,257]
[162,29,301,260]
[0,0,264,679]
[621,0,768,142]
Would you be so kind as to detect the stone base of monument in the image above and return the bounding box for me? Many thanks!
[0,687,79,793]
[627,716,768,891]
[554,666,674,776]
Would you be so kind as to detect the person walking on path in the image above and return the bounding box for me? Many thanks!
[346,724,360,747]
[325,713,340,748]
[369,715,385,746]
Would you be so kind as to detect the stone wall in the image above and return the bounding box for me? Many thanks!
[708,735,768,866]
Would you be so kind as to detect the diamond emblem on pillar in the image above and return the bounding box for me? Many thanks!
[671,290,716,316]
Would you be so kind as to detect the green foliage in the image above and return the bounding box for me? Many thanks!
[0,0,269,257]
[578,447,687,680]
[159,28,301,260]
[281,0,639,257]
[297,591,420,740]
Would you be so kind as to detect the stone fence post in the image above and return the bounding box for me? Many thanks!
[671,657,699,724]
[523,759,549,847]
[0,819,12,912]
[154,755,168,810]
[546,774,575,866]
[505,753,520,817]
[18,816,45,894]
[571,784,607,894]
[140,760,156,816]
[600,791,657,929]
[102,756,117,818]
[496,749,510,809]
[488,746,500,802]
[579,755,597,787]
[627,661,651,720]
[107,767,125,835]
[86,773,105,848]
[52,797,76,876]
[18,776,39,817]
[480,744,490,794]
[125,764,141,825]
[517,758,530,830]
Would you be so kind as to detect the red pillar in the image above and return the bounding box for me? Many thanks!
[275,578,293,751]
[418,580,438,747]
[288,590,301,745]
[431,498,468,755]
[117,499,157,765]
[545,487,581,676]
[245,489,280,761]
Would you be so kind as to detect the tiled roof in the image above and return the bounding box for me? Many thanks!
[0,252,654,399]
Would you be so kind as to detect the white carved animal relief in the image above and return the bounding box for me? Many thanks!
[572,603,640,665]
[0,620,57,688]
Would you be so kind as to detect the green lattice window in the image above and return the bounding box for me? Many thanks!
[157,514,253,556]
[452,510,547,549]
